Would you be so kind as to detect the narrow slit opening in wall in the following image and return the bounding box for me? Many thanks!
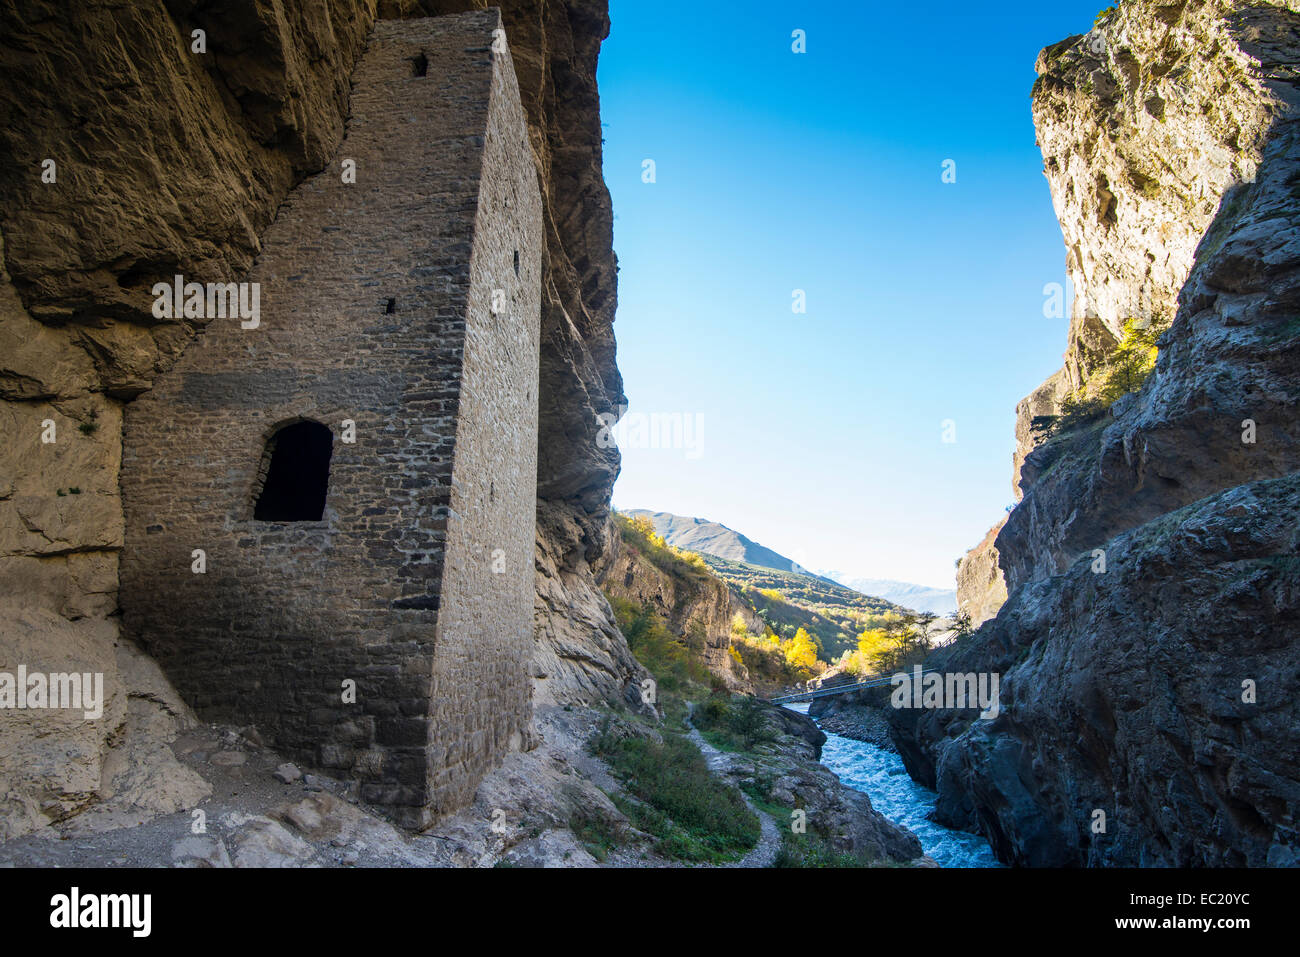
[253,420,334,521]
[385,297,396,314]
[411,52,428,77]
[513,250,519,277]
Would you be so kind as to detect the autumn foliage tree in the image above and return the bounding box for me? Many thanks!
[783,627,820,673]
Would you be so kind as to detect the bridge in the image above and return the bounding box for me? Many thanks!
[767,669,939,705]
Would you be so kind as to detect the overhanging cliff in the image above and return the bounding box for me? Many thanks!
[0,0,639,839]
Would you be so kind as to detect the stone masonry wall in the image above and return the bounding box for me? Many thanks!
[424,15,542,816]
[119,11,541,827]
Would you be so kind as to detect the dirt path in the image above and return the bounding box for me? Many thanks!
[685,705,781,868]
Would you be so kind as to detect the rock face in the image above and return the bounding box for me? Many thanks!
[596,523,762,692]
[909,0,1300,867]
[0,606,125,840]
[957,0,1300,618]
[955,518,1008,628]
[0,607,209,842]
[533,502,648,706]
[894,476,1300,866]
[1001,0,1300,588]
[0,0,631,837]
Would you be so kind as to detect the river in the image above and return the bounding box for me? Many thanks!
[784,703,1000,868]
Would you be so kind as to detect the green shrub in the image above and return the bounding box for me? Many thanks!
[773,831,876,868]
[1051,392,1108,434]
[693,696,731,729]
[691,694,777,753]
[772,815,886,869]
[1047,319,1163,437]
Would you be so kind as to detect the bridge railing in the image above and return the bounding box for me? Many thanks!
[767,668,940,705]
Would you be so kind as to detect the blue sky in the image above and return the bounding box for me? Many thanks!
[599,0,1103,588]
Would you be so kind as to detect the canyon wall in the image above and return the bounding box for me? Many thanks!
[596,527,763,693]
[957,0,1299,620]
[0,0,636,838]
[905,0,1300,866]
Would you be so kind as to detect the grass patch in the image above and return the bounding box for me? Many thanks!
[569,809,623,863]
[741,779,790,823]
[590,721,759,864]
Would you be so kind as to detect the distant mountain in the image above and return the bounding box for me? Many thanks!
[622,508,955,615]
[818,572,957,616]
[623,510,826,580]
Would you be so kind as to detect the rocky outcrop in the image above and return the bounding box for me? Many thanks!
[908,0,1300,867]
[956,519,1008,628]
[534,505,649,705]
[894,475,1300,866]
[0,606,208,842]
[0,0,631,838]
[597,523,763,692]
[999,0,1300,589]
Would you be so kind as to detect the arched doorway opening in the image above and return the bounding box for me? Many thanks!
[253,420,333,521]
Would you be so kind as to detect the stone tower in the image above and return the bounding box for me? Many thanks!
[119,11,542,828]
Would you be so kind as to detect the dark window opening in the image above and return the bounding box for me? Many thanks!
[513,249,520,277]
[411,52,428,77]
[385,297,396,314]
[254,421,333,521]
